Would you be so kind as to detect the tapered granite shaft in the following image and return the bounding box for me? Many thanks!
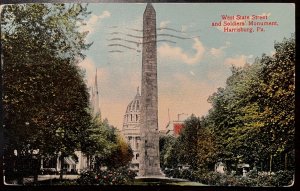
[139,3,162,176]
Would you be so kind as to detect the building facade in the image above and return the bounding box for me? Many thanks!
[122,88,141,171]
[165,113,188,137]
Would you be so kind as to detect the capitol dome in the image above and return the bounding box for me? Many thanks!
[123,87,141,125]
[122,87,141,171]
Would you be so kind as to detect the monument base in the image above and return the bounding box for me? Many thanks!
[137,169,165,178]
[134,176,205,186]
[136,174,165,179]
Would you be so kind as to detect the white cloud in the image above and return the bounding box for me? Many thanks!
[210,48,224,57]
[181,22,197,33]
[181,25,188,32]
[159,20,170,28]
[224,55,248,68]
[190,71,195,76]
[80,11,111,35]
[210,41,231,57]
[158,37,205,65]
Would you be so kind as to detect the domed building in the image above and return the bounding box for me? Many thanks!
[122,87,141,171]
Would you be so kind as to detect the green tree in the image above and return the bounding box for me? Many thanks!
[168,115,216,171]
[1,3,92,183]
[159,135,176,169]
[85,117,118,170]
[82,117,133,170]
[104,134,134,169]
[184,115,216,170]
[176,115,201,169]
[207,64,266,169]
[206,34,295,172]
[258,35,295,171]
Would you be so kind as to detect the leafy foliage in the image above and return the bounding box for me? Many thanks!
[82,116,133,170]
[206,34,295,172]
[160,35,295,186]
[77,167,137,185]
[159,135,176,169]
[160,115,216,170]
[1,3,92,181]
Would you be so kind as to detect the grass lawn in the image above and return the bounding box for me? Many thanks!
[134,177,206,186]
[169,181,206,186]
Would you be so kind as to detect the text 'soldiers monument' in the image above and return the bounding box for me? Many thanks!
[139,3,162,176]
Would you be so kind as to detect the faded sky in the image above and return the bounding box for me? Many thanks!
[78,3,295,130]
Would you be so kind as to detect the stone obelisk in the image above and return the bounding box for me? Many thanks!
[139,3,162,176]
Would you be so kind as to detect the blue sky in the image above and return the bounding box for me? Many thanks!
[77,3,295,129]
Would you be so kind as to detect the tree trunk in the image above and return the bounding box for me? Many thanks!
[285,153,288,170]
[87,154,90,170]
[90,156,93,170]
[16,155,24,185]
[269,155,272,174]
[60,155,64,180]
[33,159,38,185]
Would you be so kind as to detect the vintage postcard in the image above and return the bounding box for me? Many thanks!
[1,0,295,188]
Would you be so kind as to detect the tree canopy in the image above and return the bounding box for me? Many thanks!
[207,35,295,171]
[160,34,295,173]
[1,4,93,182]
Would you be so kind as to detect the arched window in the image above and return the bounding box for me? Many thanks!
[131,114,133,121]
[136,114,138,121]
[136,153,139,160]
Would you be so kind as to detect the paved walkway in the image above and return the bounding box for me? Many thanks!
[23,175,79,183]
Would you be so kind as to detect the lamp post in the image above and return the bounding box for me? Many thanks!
[55,128,65,180]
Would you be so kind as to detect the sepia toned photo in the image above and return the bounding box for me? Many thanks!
[1,1,295,187]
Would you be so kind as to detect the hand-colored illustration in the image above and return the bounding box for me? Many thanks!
[1,2,295,186]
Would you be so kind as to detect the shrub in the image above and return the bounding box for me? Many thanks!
[163,168,294,187]
[77,170,97,185]
[199,170,293,186]
[77,166,137,185]
[273,170,294,187]
[235,176,257,187]
[163,168,173,177]
[256,172,274,186]
[60,180,78,186]
[172,169,180,178]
